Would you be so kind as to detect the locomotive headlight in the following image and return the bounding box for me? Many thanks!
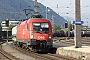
[30,34,34,39]
[49,35,52,39]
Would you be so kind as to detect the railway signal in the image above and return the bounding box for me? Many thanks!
[65,22,68,28]
[5,20,9,27]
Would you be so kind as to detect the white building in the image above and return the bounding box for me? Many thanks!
[1,20,21,31]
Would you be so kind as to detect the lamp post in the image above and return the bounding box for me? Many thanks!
[46,6,48,19]
[39,6,50,18]
[52,15,55,30]
[46,6,50,19]
[86,18,88,34]
[66,1,72,37]
[66,12,70,37]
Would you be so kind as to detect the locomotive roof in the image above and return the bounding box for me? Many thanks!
[18,18,50,26]
[28,18,50,22]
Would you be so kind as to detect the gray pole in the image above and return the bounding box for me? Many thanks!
[52,15,54,28]
[34,0,38,14]
[68,19,70,37]
[30,12,32,18]
[46,6,47,19]
[74,0,82,48]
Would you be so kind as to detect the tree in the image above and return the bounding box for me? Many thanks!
[69,24,73,31]
[7,24,14,31]
[53,25,61,31]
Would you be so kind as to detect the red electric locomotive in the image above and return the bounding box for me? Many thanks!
[16,18,53,51]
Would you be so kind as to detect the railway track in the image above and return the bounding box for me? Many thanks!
[1,37,90,60]
[0,38,36,60]
[12,43,77,60]
[0,45,20,60]
[1,38,77,60]
[53,37,90,46]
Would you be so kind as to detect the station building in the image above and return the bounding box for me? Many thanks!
[1,19,21,31]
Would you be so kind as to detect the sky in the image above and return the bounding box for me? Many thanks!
[37,0,90,26]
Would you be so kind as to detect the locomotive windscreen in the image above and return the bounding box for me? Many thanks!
[33,22,49,33]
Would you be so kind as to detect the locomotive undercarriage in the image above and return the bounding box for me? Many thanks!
[14,39,52,52]
[32,40,52,51]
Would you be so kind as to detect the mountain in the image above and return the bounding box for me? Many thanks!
[0,0,67,26]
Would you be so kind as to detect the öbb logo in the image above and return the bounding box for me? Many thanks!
[38,36,44,39]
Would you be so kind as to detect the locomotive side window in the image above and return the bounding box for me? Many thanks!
[33,22,49,33]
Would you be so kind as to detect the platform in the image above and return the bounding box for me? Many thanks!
[53,42,90,60]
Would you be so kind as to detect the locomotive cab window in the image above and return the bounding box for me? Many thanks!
[33,22,49,33]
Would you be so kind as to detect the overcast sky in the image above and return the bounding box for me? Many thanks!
[37,0,90,25]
